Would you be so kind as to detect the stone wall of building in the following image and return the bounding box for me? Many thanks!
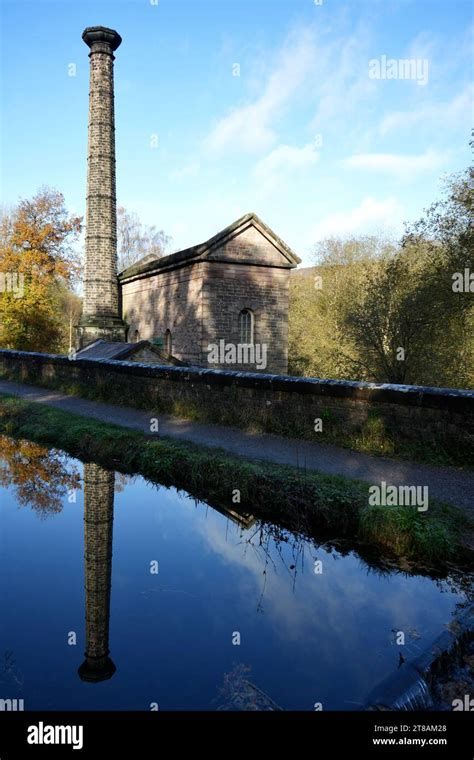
[0,350,472,453]
[200,262,289,374]
[206,224,292,267]
[120,233,292,374]
[121,263,204,365]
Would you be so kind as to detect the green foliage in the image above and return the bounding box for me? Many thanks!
[359,502,468,563]
[289,155,473,389]
[0,393,471,569]
[350,415,395,457]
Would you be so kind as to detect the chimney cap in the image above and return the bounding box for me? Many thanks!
[78,656,116,682]
[82,26,122,51]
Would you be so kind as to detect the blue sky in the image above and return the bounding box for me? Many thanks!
[1,0,472,266]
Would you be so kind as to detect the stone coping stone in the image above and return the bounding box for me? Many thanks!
[0,349,472,413]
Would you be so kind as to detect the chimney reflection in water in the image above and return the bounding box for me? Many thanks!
[78,463,116,683]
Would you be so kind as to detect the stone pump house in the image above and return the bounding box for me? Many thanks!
[118,213,301,374]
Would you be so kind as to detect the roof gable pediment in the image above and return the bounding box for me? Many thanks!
[119,213,300,281]
[203,215,300,268]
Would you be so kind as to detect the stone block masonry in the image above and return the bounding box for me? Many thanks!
[77,26,127,349]
[78,462,116,683]
[0,350,472,457]
[119,215,300,374]
[122,260,290,373]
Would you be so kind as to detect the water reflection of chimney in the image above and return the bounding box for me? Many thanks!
[78,463,116,682]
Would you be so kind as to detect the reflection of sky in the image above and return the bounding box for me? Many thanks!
[185,496,461,707]
[0,460,467,711]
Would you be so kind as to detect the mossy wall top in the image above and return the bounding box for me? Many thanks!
[0,349,472,453]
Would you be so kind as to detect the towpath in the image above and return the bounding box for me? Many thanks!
[0,379,472,515]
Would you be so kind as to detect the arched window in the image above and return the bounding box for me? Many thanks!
[133,330,140,343]
[239,309,254,344]
[164,329,172,354]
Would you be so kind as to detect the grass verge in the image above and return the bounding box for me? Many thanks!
[0,393,471,569]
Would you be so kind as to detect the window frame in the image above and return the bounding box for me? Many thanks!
[164,329,172,354]
[239,309,254,345]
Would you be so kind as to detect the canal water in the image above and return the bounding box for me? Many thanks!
[0,438,470,710]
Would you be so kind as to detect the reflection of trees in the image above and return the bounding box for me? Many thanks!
[239,519,472,611]
[0,650,24,691]
[217,663,282,711]
[114,472,135,493]
[0,436,80,517]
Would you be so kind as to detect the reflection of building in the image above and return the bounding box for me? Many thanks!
[78,464,116,682]
[212,504,256,531]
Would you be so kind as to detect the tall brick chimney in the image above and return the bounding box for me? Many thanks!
[77,26,127,348]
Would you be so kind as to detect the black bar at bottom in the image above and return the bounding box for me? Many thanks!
[0,711,472,757]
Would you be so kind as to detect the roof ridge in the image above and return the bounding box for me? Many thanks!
[119,213,300,280]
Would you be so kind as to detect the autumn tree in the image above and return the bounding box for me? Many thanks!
[0,435,81,518]
[0,188,82,352]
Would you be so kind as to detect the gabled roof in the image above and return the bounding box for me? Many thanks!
[76,339,186,365]
[118,212,301,281]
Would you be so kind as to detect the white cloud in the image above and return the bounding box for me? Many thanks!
[342,149,448,180]
[203,20,379,158]
[310,23,376,132]
[378,85,473,135]
[204,28,317,156]
[169,161,200,181]
[407,30,437,63]
[253,142,319,187]
[310,196,404,241]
